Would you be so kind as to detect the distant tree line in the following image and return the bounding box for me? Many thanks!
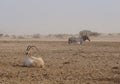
[0,34,3,37]
[1,30,120,39]
[79,30,101,37]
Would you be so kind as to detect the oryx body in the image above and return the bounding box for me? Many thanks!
[24,45,44,67]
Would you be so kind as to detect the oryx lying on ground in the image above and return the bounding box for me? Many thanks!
[25,45,44,67]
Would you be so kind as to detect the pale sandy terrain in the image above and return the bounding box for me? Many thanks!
[1,34,120,42]
[0,35,120,84]
[91,34,120,42]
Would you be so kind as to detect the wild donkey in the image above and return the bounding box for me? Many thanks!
[68,34,90,44]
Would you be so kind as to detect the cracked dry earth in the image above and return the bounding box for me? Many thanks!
[0,40,120,84]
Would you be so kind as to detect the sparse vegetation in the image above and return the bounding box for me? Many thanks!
[17,35,25,39]
[32,34,41,38]
[11,35,17,39]
[80,30,101,37]
[0,34,3,37]
[108,33,113,36]
[54,34,69,39]
[0,41,120,84]
[4,34,9,37]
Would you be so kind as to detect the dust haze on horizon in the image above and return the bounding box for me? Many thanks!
[0,0,120,35]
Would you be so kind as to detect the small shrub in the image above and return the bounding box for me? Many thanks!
[17,36,25,39]
[0,34,3,37]
[79,30,101,37]
[4,34,9,37]
[11,35,17,39]
[32,34,41,38]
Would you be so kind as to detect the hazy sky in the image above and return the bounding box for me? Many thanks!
[0,0,120,35]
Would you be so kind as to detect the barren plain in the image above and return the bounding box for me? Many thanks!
[0,38,120,84]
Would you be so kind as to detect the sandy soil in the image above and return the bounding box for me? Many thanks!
[0,40,120,84]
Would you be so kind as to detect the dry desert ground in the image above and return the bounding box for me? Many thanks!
[0,36,120,84]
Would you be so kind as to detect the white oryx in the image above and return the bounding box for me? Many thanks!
[24,45,44,67]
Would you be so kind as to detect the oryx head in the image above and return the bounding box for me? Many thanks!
[25,45,39,56]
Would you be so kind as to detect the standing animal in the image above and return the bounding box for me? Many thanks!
[68,35,90,44]
[24,45,44,67]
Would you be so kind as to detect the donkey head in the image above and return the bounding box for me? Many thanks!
[80,31,90,42]
[82,35,90,41]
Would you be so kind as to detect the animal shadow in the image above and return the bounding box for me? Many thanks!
[12,63,27,67]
